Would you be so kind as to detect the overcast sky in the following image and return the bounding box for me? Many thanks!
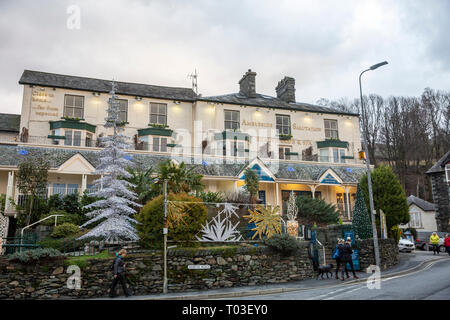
[1,0,449,113]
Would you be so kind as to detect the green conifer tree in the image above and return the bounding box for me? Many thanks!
[352,184,373,240]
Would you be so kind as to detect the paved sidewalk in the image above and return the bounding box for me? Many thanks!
[95,250,448,300]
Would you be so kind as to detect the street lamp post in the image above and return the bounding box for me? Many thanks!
[358,61,388,268]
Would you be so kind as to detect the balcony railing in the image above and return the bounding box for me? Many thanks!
[0,134,364,165]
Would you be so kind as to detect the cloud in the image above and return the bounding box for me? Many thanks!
[0,0,449,114]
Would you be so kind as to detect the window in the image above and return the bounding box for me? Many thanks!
[409,211,422,228]
[224,110,240,130]
[230,140,245,157]
[319,149,329,162]
[324,119,338,139]
[446,164,450,183]
[53,184,66,196]
[152,136,167,152]
[279,146,291,160]
[276,115,291,135]
[150,103,167,125]
[117,99,128,122]
[85,133,93,147]
[64,130,82,146]
[67,184,79,195]
[64,95,84,118]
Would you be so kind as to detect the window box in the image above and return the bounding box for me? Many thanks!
[285,151,298,156]
[137,127,174,137]
[279,134,293,140]
[341,155,354,159]
[50,120,96,134]
[166,143,180,148]
[47,135,66,140]
[316,139,349,148]
[61,117,84,122]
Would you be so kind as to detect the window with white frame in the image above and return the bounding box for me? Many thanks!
[224,110,240,130]
[150,103,167,126]
[446,163,450,183]
[279,146,291,160]
[64,130,82,146]
[324,119,339,139]
[152,136,167,152]
[276,114,291,135]
[409,210,422,228]
[64,95,84,118]
[320,149,329,162]
[117,99,128,122]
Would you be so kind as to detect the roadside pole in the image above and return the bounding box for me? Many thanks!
[163,179,168,294]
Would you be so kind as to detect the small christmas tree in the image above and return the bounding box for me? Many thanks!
[352,184,373,240]
[78,81,141,241]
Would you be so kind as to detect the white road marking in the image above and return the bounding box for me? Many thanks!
[323,285,364,300]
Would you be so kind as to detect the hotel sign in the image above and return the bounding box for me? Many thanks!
[293,123,321,131]
[31,90,59,117]
[241,120,272,128]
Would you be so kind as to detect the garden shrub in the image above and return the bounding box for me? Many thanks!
[137,193,208,248]
[263,233,300,256]
[51,223,80,238]
[296,196,340,225]
[8,248,63,264]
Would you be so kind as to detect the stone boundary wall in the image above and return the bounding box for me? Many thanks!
[315,225,399,271]
[0,243,315,299]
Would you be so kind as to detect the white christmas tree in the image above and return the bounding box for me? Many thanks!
[78,81,141,241]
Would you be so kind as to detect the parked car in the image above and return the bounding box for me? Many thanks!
[398,238,415,252]
[415,231,446,252]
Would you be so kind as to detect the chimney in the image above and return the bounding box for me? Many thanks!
[276,76,296,103]
[238,69,257,98]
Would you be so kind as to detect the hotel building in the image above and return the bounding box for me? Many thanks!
[0,69,369,237]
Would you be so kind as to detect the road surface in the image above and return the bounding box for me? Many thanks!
[228,256,450,300]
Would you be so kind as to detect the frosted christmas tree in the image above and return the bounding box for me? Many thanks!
[78,81,141,241]
[352,183,373,240]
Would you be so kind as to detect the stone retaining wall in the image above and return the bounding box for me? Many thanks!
[0,243,315,299]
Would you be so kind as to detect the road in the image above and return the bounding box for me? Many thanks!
[228,256,450,300]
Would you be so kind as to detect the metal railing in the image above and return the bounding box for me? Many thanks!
[59,239,140,257]
[1,134,364,165]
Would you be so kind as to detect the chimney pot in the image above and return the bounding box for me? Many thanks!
[239,69,257,98]
[276,76,296,103]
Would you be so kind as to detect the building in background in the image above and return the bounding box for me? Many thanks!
[426,151,450,232]
[0,69,370,235]
[400,195,437,232]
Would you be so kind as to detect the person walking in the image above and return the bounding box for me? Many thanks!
[340,237,359,281]
[333,239,345,279]
[109,249,131,298]
[444,234,450,256]
[429,232,440,255]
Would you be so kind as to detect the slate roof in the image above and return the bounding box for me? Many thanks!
[407,195,435,212]
[0,145,366,183]
[198,93,359,116]
[426,150,450,174]
[19,70,197,102]
[0,113,21,132]
[19,70,359,116]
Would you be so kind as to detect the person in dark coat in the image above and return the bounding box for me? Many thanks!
[335,239,345,279]
[340,237,359,281]
[109,249,131,298]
